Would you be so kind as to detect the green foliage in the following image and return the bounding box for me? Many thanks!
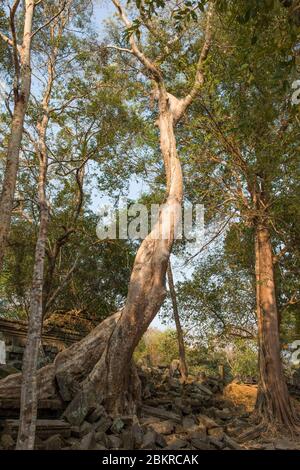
[224,339,258,379]
[0,0,299,380]
[134,328,180,365]
[0,211,135,319]
[134,328,258,380]
[167,0,300,345]
[161,251,256,343]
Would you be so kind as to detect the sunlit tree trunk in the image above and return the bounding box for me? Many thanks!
[64,83,184,418]
[61,0,213,422]
[254,221,298,429]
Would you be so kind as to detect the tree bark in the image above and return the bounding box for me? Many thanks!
[0,312,122,405]
[254,222,298,429]
[16,170,49,449]
[0,0,35,270]
[167,262,188,380]
[0,89,185,424]
[63,84,184,420]
[63,0,212,422]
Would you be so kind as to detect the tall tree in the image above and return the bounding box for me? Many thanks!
[0,0,214,422]
[61,0,213,418]
[16,0,88,449]
[179,0,300,429]
[0,0,213,418]
[0,0,36,270]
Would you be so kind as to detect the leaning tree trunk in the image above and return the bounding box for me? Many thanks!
[58,0,213,422]
[254,222,298,429]
[0,0,35,271]
[167,262,188,380]
[0,88,184,424]
[63,85,184,422]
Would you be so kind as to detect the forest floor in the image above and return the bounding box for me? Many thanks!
[0,365,300,450]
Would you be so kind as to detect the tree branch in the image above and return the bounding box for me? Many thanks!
[6,0,22,102]
[44,255,79,315]
[273,245,289,264]
[0,31,14,48]
[31,1,67,38]
[106,44,133,54]
[184,213,235,264]
[175,1,214,121]
[111,0,162,82]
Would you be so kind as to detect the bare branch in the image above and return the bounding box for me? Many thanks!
[44,255,79,314]
[282,292,300,309]
[184,213,235,265]
[175,1,214,121]
[10,0,21,19]
[0,31,14,48]
[106,44,133,54]
[273,245,289,264]
[10,0,22,99]
[224,324,256,340]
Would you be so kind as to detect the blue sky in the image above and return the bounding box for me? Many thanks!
[93,0,115,29]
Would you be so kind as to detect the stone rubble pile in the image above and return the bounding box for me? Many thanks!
[0,364,299,450]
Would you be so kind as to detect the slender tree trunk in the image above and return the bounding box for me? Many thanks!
[16,167,49,449]
[167,262,188,380]
[0,90,186,424]
[16,3,76,445]
[16,41,57,449]
[16,118,50,451]
[0,0,35,270]
[254,222,298,429]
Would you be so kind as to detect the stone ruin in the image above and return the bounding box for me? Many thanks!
[0,316,300,451]
[0,314,88,378]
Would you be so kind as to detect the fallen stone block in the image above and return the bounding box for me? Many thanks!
[0,433,15,450]
[43,434,65,451]
[79,431,97,450]
[149,420,174,435]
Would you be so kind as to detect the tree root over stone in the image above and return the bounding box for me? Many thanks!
[0,311,141,425]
